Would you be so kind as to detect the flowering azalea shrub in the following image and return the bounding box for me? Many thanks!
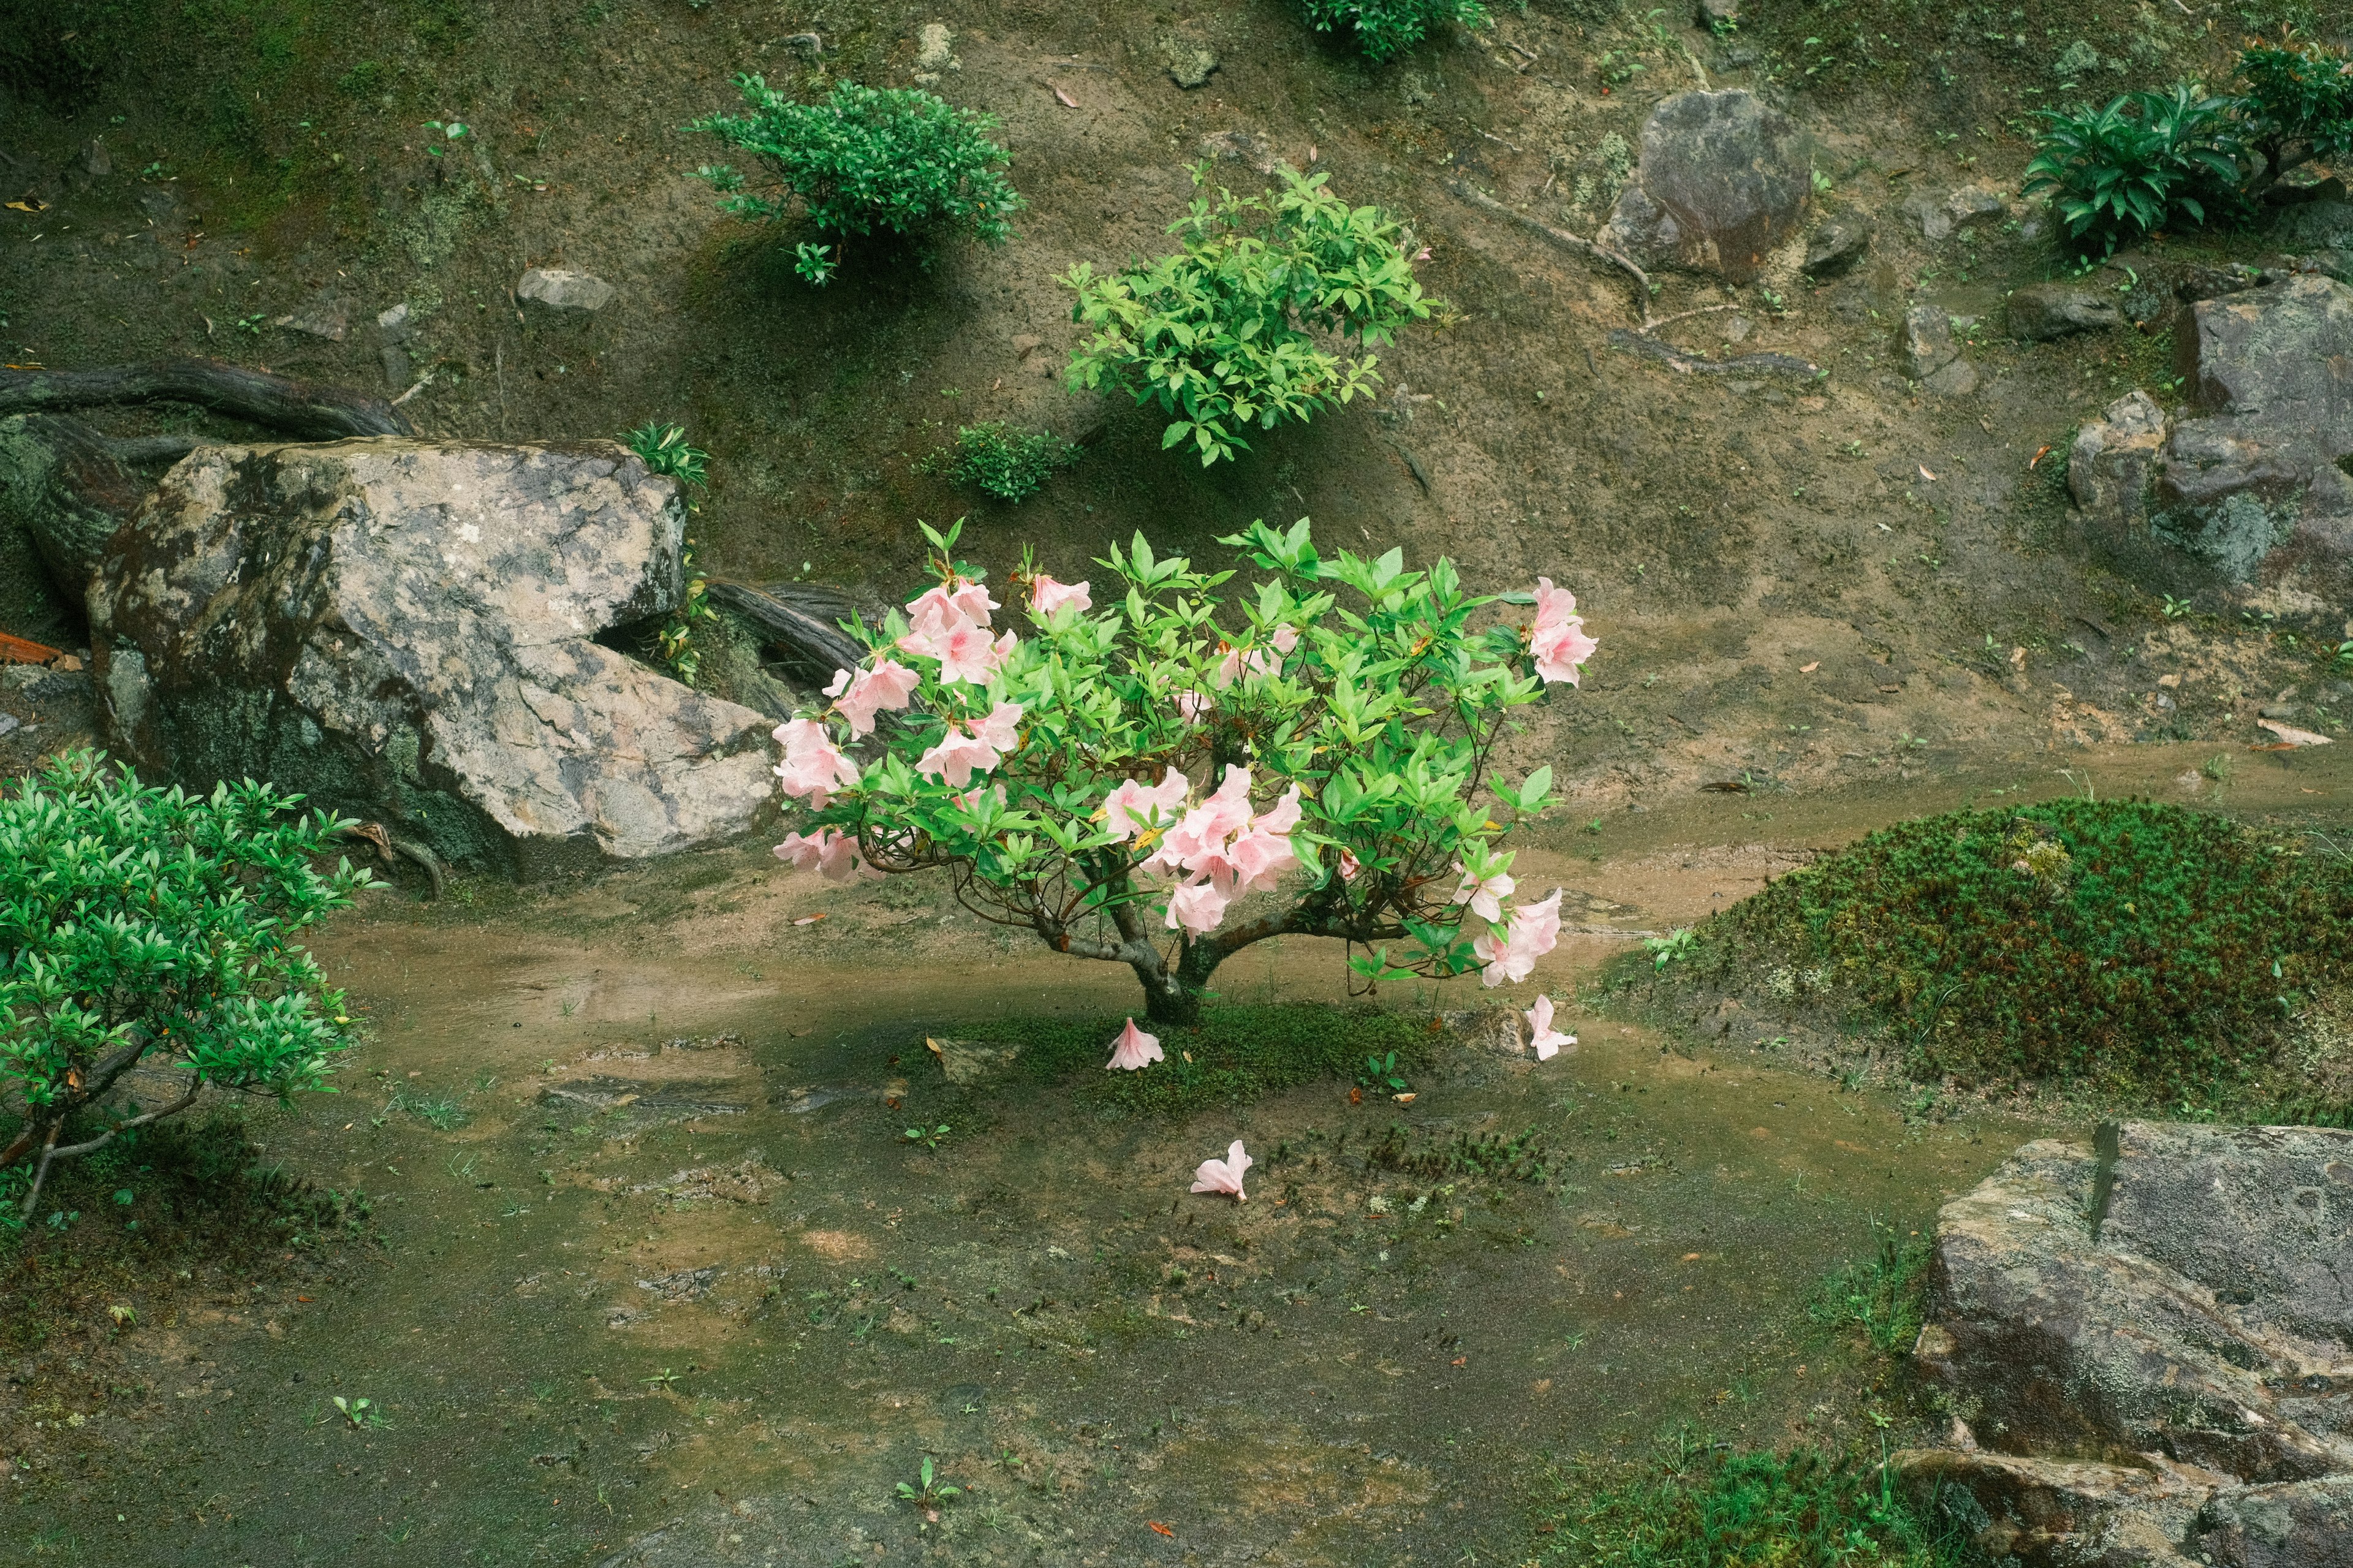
[770,518,1597,1026]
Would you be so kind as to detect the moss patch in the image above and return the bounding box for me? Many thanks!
[978,1002,1441,1118]
[1678,798,2350,1098]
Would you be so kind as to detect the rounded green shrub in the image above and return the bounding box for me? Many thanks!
[688,78,1023,277]
[921,422,1080,502]
[1298,0,1491,62]
[1691,798,2351,1096]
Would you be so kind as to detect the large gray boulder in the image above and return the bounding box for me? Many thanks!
[1901,1123,2353,1566]
[1600,90,1810,283]
[88,439,775,876]
[2069,390,2169,543]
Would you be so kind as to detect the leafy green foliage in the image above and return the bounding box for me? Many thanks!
[1297,0,1491,62]
[621,423,716,685]
[922,422,1081,502]
[1,753,372,1213]
[1548,1434,1968,1567]
[2023,85,2241,252]
[986,1004,1434,1118]
[1809,1218,1930,1354]
[623,422,710,490]
[2235,31,2353,181]
[1696,799,2351,1096]
[688,77,1022,271]
[1063,166,1440,466]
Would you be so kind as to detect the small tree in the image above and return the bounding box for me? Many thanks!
[689,77,1024,283]
[1298,0,1491,62]
[768,519,1597,1024]
[2234,31,2353,200]
[1063,165,1439,466]
[0,752,373,1219]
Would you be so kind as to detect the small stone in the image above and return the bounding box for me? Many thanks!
[1945,184,2005,226]
[2006,281,2123,340]
[1199,129,1279,176]
[1897,305,1959,379]
[1899,189,1953,241]
[782,31,822,56]
[516,268,615,315]
[81,140,111,178]
[377,302,412,341]
[2260,702,2300,719]
[0,713,18,740]
[1697,0,1739,27]
[1159,34,1219,90]
[1922,357,1979,397]
[381,345,413,389]
[275,299,349,342]
[1801,214,1873,278]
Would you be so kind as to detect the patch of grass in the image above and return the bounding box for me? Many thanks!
[1809,1217,1931,1354]
[985,1003,1438,1117]
[1545,1432,1969,1567]
[1365,1123,1555,1183]
[1684,798,2351,1098]
[919,422,1081,502]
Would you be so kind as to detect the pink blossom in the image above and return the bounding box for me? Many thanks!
[1031,575,1093,616]
[1190,1139,1252,1200]
[1165,881,1231,934]
[915,726,999,787]
[1104,768,1191,839]
[1338,847,1362,882]
[1253,783,1303,837]
[1213,645,1245,688]
[972,700,1023,752]
[907,578,997,631]
[1176,691,1213,724]
[1529,575,1598,686]
[1451,860,1516,923]
[772,718,862,806]
[1524,993,1577,1061]
[825,660,920,738]
[1474,889,1564,987]
[773,827,879,884]
[1105,1018,1163,1072]
[931,615,1012,685]
[1270,624,1299,654]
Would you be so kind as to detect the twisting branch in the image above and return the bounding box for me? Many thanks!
[1444,179,1655,325]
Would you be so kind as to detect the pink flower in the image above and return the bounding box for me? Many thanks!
[1213,645,1245,688]
[773,718,862,806]
[1524,993,1577,1061]
[825,660,920,738]
[907,578,997,631]
[1451,860,1516,923]
[932,616,1012,685]
[972,700,1023,752]
[1252,783,1303,837]
[1104,768,1191,839]
[1224,829,1297,896]
[1270,624,1298,654]
[1474,889,1564,987]
[773,827,879,884]
[1190,1139,1252,1201]
[1105,1018,1163,1071]
[1529,576,1598,686]
[1176,691,1213,724]
[1031,575,1092,616]
[915,726,999,787]
[1338,847,1362,882]
[1165,881,1231,934]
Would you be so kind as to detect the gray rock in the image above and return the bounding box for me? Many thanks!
[275,298,349,342]
[1897,305,1959,378]
[2009,281,2123,339]
[912,21,957,85]
[1946,183,2006,227]
[380,346,413,389]
[1600,90,1811,283]
[1907,1123,2353,1566]
[376,301,412,341]
[2276,199,2353,251]
[87,439,774,876]
[1199,129,1279,176]
[81,140,110,178]
[2196,1477,2353,1567]
[782,31,823,57]
[516,267,615,315]
[2070,389,2169,543]
[1159,34,1219,89]
[1900,188,1954,241]
[1697,0,1738,28]
[1922,356,1979,396]
[1801,214,1872,279]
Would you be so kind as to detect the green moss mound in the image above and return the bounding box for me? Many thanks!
[975,1002,1438,1118]
[1692,798,2351,1096]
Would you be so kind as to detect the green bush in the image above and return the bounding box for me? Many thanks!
[688,77,1023,279]
[1297,0,1491,62]
[921,422,1080,502]
[2236,32,2353,196]
[1548,1433,1968,1567]
[1692,799,2351,1097]
[2023,85,2242,253]
[1064,165,1439,465]
[973,1004,1436,1118]
[0,752,373,1222]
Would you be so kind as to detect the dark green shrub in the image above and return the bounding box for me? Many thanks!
[922,422,1080,502]
[1064,165,1440,465]
[2235,31,2353,196]
[1548,1433,1968,1567]
[1692,799,2351,1096]
[688,78,1023,281]
[2023,85,2242,253]
[1,752,373,1222]
[1298,0,1491,62]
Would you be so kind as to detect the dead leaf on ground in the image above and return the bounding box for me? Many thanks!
[1051,85,1077,107]
[1798,661,1819,673]
[2257,719,2333,748]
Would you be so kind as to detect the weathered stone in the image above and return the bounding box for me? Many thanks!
[912,21,957,85]
[516,267,615,315]
[1947,183,2006,227]
[925,1036,1022,1086]
[1600,90,1811,283]
[1897,305,1959,379]
[1908,1123,2353,1565]
[81,140,110,178]
[1922,357,1979,396]
[1898,1448,2217,1568]
[275,298,349,342]
[1159,34,1219,89]
[2070,390,2169,541]
[2276,199,2353,251]
[2193,1477,2353,1568]
[87,439,774,875]
[2009,281,2123,339]
[1801,214,1872,278]
[1697,0,1738,28]
[1199,129,1279,176]
[1900,188,1953,241]
[376,301,412,341]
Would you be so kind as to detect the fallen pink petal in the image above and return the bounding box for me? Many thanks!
[1105,1018,1164,1071]
[1191,1140,1252,1200]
